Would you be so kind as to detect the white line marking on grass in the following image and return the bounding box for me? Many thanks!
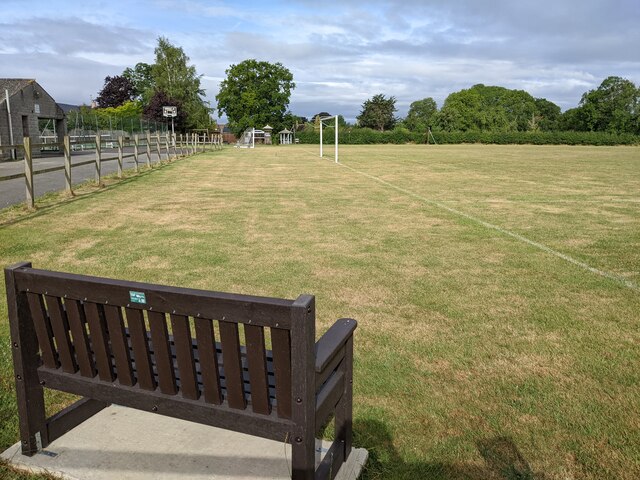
[336,160,639,293]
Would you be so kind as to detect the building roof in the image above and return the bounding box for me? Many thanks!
[279,128,291,134]
[0,79,35,103]
[58,103,81,114]
[0,78,65,117]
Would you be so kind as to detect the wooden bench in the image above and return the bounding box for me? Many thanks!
[5,262,357,480]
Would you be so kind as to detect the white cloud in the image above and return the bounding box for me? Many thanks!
[0,0,638,121]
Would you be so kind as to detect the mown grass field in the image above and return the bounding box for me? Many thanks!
[1,144,638,479]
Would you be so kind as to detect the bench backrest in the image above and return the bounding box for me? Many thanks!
[11,265,315,420]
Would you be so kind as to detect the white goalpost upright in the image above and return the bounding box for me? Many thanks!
[319,115,338,163]
[236,127,256,148]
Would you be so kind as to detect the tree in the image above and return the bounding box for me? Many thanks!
[438,84,537,132]
[404,98,437,132]
[216,59,295,136]
[576,76,639,134]
[559,107,583,131]
[533,98,561,131]
[143,90,187,129]
[357,94,397,131]
[95,75,135,108]
[151,37,211,130]
[122,62,154,103]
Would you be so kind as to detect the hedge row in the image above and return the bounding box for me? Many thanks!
[295,128,640,146]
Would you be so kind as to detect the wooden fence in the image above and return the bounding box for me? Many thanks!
[0,132,223,208]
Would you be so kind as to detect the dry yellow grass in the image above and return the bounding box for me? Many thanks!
[1,144,639,479]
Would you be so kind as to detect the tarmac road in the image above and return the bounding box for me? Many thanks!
[0,147,164,208]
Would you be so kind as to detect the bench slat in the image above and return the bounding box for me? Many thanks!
[219,321,246,409]
[126,308,156,391]
[194,318,223,404]
[148,311,177,395]
[65,299,96,378]
[15,268,294,329]
[38,367,293,442]
[271,328,292,419]
[245,325,270,415]
[104,305,134,387]
[84,303,114,381]
[171,314,199,400]
[45,296,78,374]
[27,293,59,369]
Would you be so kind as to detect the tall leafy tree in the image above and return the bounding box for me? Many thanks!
[122,62,154,103]
[151,37,211,130]
[533,98,561,131]
[357,94,397,131]
[404,97,438,132]
[438,84,537,132]
[95,75,135,108]
[216,59,295,136]
[143,90,187,129]
[576,76,639,134]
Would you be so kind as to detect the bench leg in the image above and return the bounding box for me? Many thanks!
[335,336,354,462]
[291,435,315,480]
[6,262,49,456]
[317,336,354,480]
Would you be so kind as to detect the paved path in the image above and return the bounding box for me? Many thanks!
[0,148,164,208]
[1,405,368,480]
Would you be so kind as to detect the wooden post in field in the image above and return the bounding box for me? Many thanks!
[133,134,140,173]
[117,136,123,178]
[164,132,170,160]
[63,135,72,194]
[23,137,34,208]
[94,135,102,184]
[155,133,161,162]
[145,132,152,167]
[180,134,184,156]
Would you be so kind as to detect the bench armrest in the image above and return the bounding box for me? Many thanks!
[315,318,357,374]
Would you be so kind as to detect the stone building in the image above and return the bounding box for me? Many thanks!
[0,79,66,160]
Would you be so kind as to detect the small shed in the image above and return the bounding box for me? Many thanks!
[279,128,293,145]
[0,79,66,160]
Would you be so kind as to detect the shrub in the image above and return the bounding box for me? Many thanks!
[295,128,640,146]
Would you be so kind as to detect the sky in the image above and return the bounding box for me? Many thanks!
[1,0,639,123]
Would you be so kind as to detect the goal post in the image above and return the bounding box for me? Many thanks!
[236,127,255,148]
[319,115,338,163]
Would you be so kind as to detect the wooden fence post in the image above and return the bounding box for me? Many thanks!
[155,133,162,162]
[145,132,152,167]
[133,134,140,173]
[117,136,123,178]
[63,135,72,195]
[94,135,102,185]
[164,133,170,160]
[180,134,185,157]
[23,137,34,208]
